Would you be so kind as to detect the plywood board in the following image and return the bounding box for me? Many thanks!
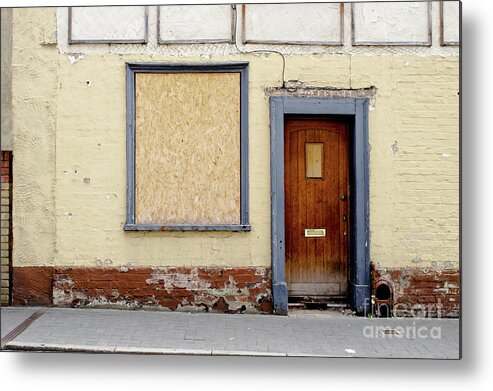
[158,5,233,43]
[243,3,343,45]
[442,1,460,45]
[352,2,430,45]
[135,72,241,225]
[69,6,147,43]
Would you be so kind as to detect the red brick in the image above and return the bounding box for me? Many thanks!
[372,264,459,317]
[409,282,443,289]
[49,266,272,313]
[12,266,54,306]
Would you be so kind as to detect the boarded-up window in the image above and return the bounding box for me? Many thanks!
[242,3,343,45]
[441,1,460,46]
[68,6,148,43]
[158,5,234,43]
[125,63,250,231]
[351,2,431,46]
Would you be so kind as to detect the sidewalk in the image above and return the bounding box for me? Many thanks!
[0,307,460,359]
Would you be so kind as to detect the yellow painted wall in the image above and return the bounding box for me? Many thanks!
[11,8,57,267]
[11,8,459,270]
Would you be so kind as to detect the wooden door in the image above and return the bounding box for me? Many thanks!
[284,117,349,297]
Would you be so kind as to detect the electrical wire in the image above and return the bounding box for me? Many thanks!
[232,5,286,88]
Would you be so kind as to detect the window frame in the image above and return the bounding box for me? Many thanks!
[124,62,250,232]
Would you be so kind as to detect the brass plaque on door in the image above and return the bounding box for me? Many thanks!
[304,228,326,238]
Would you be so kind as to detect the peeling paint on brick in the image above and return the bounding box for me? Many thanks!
[51,266,272,314]
[371,263,459,317]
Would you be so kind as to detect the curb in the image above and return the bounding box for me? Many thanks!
[3,341,290,357]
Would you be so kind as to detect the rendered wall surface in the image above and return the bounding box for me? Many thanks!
[11,8,57,267]
[1,8,13,151]
[10,6,459,311]
[11,6,459,270]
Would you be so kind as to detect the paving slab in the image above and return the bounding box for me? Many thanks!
[0,307,40,338]
[0,307,460,359]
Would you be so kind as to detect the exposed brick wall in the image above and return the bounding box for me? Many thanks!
[266,82,377,100]
[372,264,459,318]
[47,266,271,313]
[1,151,12,305]
[12,266,54,305]
[12,262,460,317]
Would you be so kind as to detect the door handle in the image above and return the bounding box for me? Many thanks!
[339,194,347,201]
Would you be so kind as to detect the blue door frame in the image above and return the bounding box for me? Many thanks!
[269,97,370,315]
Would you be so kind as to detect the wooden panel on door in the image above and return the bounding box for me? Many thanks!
[284,117,349,296]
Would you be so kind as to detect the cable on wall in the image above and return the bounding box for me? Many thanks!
[232,4,287,88]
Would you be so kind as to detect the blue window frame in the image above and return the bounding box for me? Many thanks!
[124,62,250,231]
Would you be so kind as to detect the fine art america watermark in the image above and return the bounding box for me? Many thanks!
[362,298,443,340]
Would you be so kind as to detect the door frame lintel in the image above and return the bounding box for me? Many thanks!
[269,96,370,315]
